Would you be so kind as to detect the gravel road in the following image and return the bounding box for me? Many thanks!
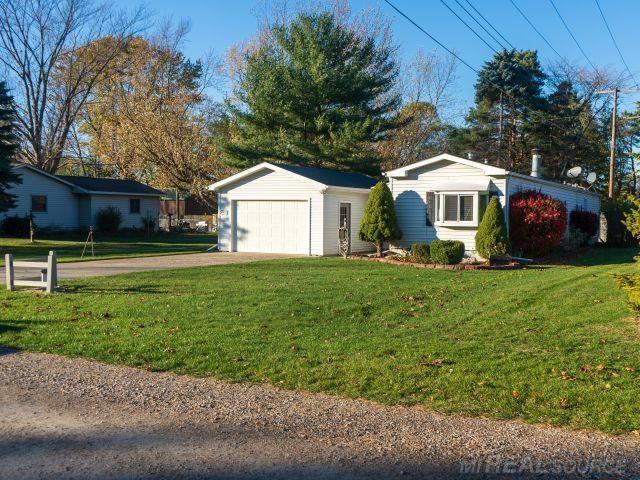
[1,348,639,479]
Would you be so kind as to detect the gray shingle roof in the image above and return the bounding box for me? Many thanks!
[277,164,378,189]
[57,176,163,195]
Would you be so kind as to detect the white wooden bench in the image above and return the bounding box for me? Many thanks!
[5,250,57,294]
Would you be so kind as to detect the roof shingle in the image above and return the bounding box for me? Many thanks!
[277,164,378,189]
[57,176,163,195]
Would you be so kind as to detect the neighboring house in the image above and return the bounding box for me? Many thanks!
[209,162,378,255]
[2,164,163,231]
[386,153,600,252]
[210,153,600,256]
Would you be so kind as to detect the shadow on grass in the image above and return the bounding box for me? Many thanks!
[62,285,168,295]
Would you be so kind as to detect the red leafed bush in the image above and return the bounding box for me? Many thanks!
[569,209,599,238]
[509,190,567,257]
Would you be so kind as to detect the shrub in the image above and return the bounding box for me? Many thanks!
[430,239,465,264]
[141,216,156,232]
[509,190,567,257]
[604,198,636,246]
[0,214,31,236]
[562,226,588,252]
[410,242,430,263]
[359,181,402,257]
[96,206,122,232]
[475,197,510,259]
[570,209,598,240]
[616,272,640,315]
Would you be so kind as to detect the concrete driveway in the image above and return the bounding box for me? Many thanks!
[1,252,299,282]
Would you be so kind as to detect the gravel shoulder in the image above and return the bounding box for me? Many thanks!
[1,348,639,479]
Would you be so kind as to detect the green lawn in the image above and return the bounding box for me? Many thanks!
[1,247,639,433]
[0,232,217,266]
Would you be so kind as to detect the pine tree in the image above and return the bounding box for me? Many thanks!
[359,182,401,256]
[0,81,21,213]
[475,197,510,259]
[220,12,400,176]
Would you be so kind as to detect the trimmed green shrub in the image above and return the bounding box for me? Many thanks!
[359,181,402,257]
[603,198,636,246]
[0,214,31,236]
[430,239,465,264]
[96,206,122,232]
[411,242,430,263]
[475,197,509,259]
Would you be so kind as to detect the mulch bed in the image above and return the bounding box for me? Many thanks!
[347,255,523,270]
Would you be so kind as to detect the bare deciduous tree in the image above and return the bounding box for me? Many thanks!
[0,0,145,172]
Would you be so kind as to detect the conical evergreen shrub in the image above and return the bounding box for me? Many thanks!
[475,197,510,259]
[359,181,401,256]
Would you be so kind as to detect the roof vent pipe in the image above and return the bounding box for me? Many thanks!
[531,149,542,178]
[467,152,475,161]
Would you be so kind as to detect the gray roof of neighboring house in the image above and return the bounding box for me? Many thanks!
[57,175,163,195]
[277,163,379,189]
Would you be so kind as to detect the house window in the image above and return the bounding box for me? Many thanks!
[436,193,478,224]
[129,198,140,214]
[31,195,47,213]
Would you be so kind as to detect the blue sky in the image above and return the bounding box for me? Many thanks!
[112,0,640,116]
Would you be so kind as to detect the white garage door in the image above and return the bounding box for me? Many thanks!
[234,200,308,254]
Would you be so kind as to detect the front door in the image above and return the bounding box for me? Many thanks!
[339,202,351,253]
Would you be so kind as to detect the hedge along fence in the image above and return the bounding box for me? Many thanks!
[509,190,567,257]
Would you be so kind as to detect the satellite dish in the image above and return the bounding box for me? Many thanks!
[567,166,582,179]
[586,172,597,184]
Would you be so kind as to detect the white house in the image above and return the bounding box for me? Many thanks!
[2,164,163,231]
[209,153,600,256]
[209,162,377,255]
[386,153,601,252]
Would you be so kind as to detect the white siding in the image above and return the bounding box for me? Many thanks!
[2,167,79,230]
[507,174,600,215]
[217,168,325,255]
[89,194,159,230]
[389,159,506,252]
[322,188,373,255]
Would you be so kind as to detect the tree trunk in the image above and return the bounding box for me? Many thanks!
[376,241,383,257]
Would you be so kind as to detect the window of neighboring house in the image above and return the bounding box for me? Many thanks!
[129,198,140,214]
[31,195,47,213]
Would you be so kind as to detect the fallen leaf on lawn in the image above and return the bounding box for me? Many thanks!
[512,390,519,399]
[580,364,591,372]
[560,397,569,409]
[604,383,611,389]
[596,364,605,372]
[626,367,634,373]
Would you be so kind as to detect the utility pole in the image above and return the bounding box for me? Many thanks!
[497,91,503,167]
[609,88,618,199]
[595,88,640,198]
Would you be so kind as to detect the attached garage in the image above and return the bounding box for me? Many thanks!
[209,162,377,256]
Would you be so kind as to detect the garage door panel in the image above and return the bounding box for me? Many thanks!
[234,200,308,254]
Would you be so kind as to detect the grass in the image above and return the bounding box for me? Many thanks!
[1,247,639,434]
[0,232,217,266]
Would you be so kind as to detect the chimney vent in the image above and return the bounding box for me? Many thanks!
[531,149,542,178]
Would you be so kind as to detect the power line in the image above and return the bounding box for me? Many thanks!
[548,0,597,70]
[382,0,583,145]
[593,0,639,88]
[438,0,499,54]
[509,0,564,61]
[452,0,507,51]
[464,0,516,50]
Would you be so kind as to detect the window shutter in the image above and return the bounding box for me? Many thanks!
[426,192,435,226]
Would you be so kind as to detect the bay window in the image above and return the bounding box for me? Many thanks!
[429,191,491,226]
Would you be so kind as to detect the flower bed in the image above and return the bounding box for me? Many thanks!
[348,254,523,270]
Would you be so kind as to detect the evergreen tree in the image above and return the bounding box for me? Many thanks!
[0,81,21,213]
[475,197,510,259]
[220,12,400,176]
[359,181,401,256]
[451,50,547,171]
